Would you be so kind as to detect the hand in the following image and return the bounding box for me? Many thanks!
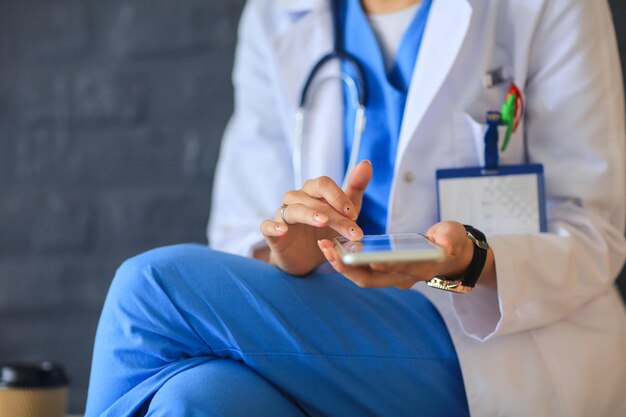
[260,160,373,276]
[318,221,475,290]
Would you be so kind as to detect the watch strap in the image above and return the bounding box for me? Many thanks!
[460,225,488,288]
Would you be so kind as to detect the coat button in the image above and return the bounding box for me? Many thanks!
[403,171,414,183]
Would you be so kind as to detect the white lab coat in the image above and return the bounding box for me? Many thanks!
[209,0,626,415]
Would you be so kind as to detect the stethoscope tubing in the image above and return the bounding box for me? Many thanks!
[293,0,369,190]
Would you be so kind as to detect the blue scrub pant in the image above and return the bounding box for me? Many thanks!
[86,244,469,417]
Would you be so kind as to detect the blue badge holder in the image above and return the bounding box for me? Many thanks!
[436,112,547,234]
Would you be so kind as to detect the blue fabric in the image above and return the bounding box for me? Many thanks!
[342,0,433,234]
[86,244,469,417]
[146,360,307,417]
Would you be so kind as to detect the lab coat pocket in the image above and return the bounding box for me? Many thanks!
[453,111,487,167]
[453,111,522,167]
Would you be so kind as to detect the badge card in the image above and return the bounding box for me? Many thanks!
[436,164,547,235]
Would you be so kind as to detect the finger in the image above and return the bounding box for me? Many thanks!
[283,190,362,235]
[282,190,325,208]
[373,272,421,290]
[369,261,438,281]
[318,240,417,289]
[276,203,329,227]
[281,204,363,240]
[344,160,373,213]
[302,176,358,220]
[260,219,288,238]
[325,250,416,289]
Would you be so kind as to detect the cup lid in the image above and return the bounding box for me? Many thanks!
[0,362,69,388]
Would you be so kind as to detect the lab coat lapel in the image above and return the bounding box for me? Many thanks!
[271,3,345,186]
[396,0,473,161]
[274,0,324,12]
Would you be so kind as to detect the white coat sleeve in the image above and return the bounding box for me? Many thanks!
[451,0,626,340]
[208,0,293,256]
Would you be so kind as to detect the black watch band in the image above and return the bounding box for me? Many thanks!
[460,225,489,288]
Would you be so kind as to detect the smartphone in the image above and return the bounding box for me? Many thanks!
[333,233,446,265]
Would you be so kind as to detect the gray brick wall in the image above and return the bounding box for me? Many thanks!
[0,0,244,412]
[0,0,625,413]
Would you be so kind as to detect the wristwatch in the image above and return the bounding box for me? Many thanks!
[427,225,489,293]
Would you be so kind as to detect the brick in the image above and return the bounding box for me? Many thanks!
[0,192,92,256]
[63,128,182,186]
[0,2,90,59]
[0,257,115,313]
[13,70,147,126]
[34,195,92,254]
[181,129,222,182]
[0,131,11,186]
[11,123,223,189]
[109,0,241,56]
[72,71,148,125]
[146,52,235,123]
[208,1,246,49]
[12,127,205,186]
[99,186,211,252]
[14,127,71,181]
[16,74,71,126]
[0,77,13,123]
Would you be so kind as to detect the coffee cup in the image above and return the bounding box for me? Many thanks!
[0,362,69,417]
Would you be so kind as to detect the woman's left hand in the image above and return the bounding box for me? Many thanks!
[317,221,474,290]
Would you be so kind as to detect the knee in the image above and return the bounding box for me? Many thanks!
[146,360,304,417]
[145,363,215,417]
[107,244,210,308]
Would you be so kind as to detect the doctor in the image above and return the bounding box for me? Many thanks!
[86,0,626,416]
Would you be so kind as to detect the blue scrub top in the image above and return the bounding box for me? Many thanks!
[342,0,432,234]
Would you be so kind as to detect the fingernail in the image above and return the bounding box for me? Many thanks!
[344,204,355,216]
[362,160,372,166]
[275,224,283,231]
[348,227,363,239]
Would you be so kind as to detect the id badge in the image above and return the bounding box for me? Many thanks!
[436,164,547,234]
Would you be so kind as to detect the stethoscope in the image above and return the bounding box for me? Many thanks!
[293,0,369,190]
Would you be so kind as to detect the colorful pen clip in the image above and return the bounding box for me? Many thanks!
[499,83,524,152]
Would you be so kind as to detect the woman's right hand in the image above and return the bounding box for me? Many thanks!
[260,160,373,276]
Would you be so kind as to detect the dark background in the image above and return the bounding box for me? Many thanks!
[0,0,624,413]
